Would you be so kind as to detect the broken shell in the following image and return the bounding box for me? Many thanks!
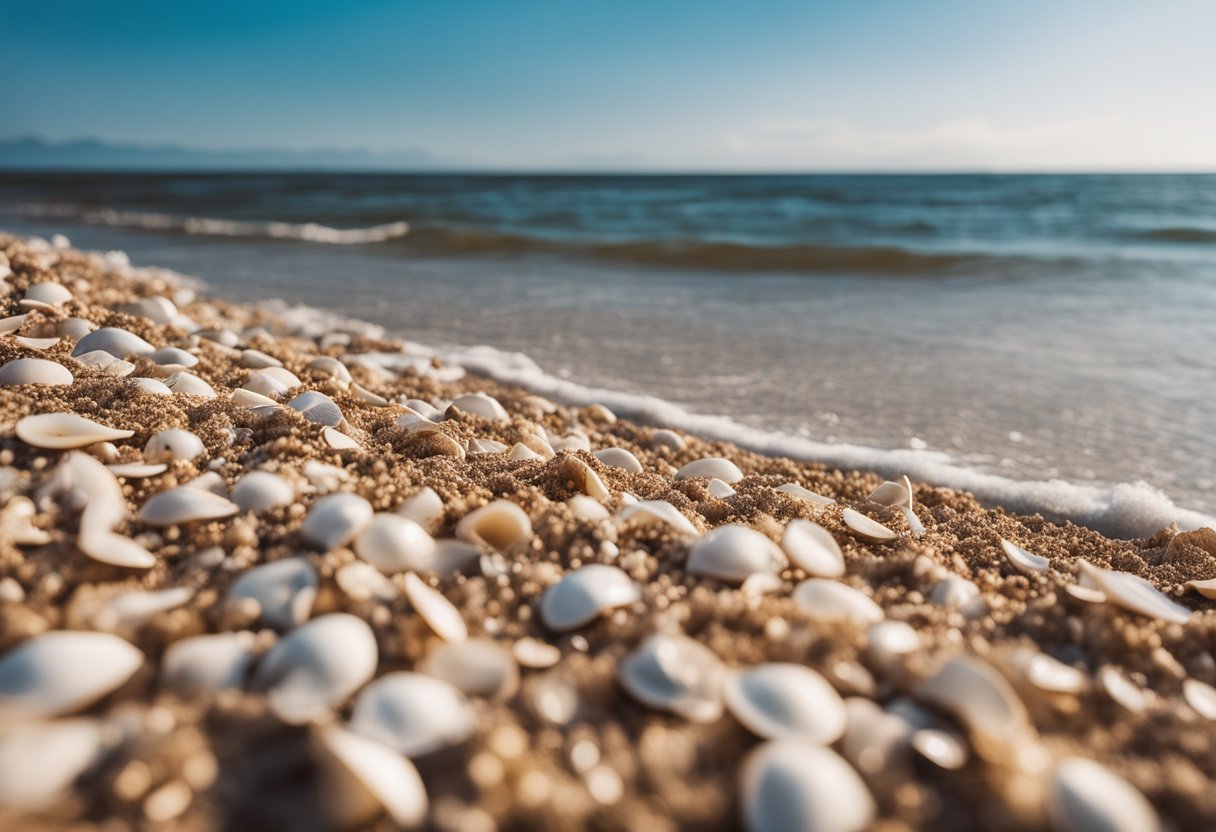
[140,486,239,526]
[404,573,467,641]
[688,525,786,584]
[448,392,509,422]
[917,656,1029,751]
[540,564,640,632]
[1002,539,1049,574]
[71,327,154,359]
[161,632,256,696]
[349,672,474,756]
[740,741,875,832]
[419,639,519,700]
[456,499,532,552]
[231,471,295,513]
[288,391,344,427]
[724,664,847,743]
[782,520,845,578]
[165,371,216,398]
[615,500,700,537]
[793,579,884,626]
[1076,560,1191,625]
[19,281,73,309]
[1183,678,1216,720]
[323,426,359,449]
[868,480,910,506]
[775,482,835,507]
[0,358,73,386]
[593,447,643,473]
[0,719,111,811]
[14,335,60,350]
[618,633,725,723]
[16,413,133,449]
[396,487,445,532]
[301,493,374,551]
[313,726,428,829]
[675,457,744,483]
[144,428,206,463]
[841,508,897,543]
[0,631,142,718]
[355,514,437,573]
[228,557,318,630]
[1047,756,1161,832]
[1185,577,1216,599]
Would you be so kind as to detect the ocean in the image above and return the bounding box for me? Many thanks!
[2,172,1214,534]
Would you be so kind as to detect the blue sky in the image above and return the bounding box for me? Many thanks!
[3,0,1214,170]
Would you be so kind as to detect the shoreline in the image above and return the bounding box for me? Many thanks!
[1,232,1215,830]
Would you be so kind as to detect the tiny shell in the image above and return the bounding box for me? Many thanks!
[352,383,388,406]
[231,471,295,513]
[775,482,835,507]
[228,557,318,630]
[675,457,744,483]
[71,327,154,359]
[593,447,643,473]
[782,520,845,578]
[841,508,897,542]
[456,499,532,552]
[508,442,545,461]
[552,454,609,500]
[449,392,509,422]
[301,493,374,551]
[404,573,467,641]
[419,639,519,699]
[161,632,256,696]
[288,391,344,427]
[740,741,875,832]
[1047,757,1161,832]
[350,672,474,756]
[615,500,700,537]
[0,631,143,718]
[144,428,206,462]
[618,633,725,723]
[1001,539,1049,574]
[140,486,239,526]
[129,377,173,395]
[396,487,445,532]
[724,664,846,743]
[1183,678,1216,720]
[14,335,60,350]
[336,561,400,602]
[0,719,110,811]
[58,317,96,339]
[16,413,133,449]
[793,579,884,626]
[688,525,786,584]
[355,514,437,573]
[0,358,73,386]
[707,478,737,498]
[313,726,428,829]
[1076,559,1191,625]
[540,564,640,632]
[244,368,299,398]
[514,637,562,669]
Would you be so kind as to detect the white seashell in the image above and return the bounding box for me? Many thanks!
[917,656,1029,749]
[593,447,643,473]
[867,480,910,506]
[841,508,897,542]
[553,454,610,500]
[1183,678,1216,720]
[866,620,921,665]
[0,313,28,334]
[129,377,173,395]
[514,637,562,669]
[161,632,256,696]
[396,410,443,436]
[1185,577,1216,599]
[352,383,388,407]
[323,426,359,450]
[402,399,442,419]
[301,493,374,551]
[404,573,467,641]
[741,572,785,597]
[12,335,60,350]
[840,697,913,777]
[1007,648,1086,694]
[148,346,198,367]
[144,428,205,462]
[353,514,436,574]
[229,557,318,630]
[688,525,786,584]
[303,460,348,493]
[467,437,508,455]
[724,664,846,743]
[449,392,509,422]
[1099,666,1148,713]
[706,478,737,498]
[186,470,228,496]
[793,579,884,626]
[350,672,474,756]
[396,487,445,532]
[19,281,73,309]
[782,520,845,578]
[71,327,154,359]
[740,741,876,832]
[930,574,981,608]
[568,494,609,522]
[1077,559,1190,624]
[337,561,399,602]
[649,429,686,451]
[288,391,344,427]
[675,457,744,483]
[550,431,592,453]
[308,355,352,385]
[618,633,725,723]
[616,500,700,536]
[73,350,133,378]
[775,482,835,507]
[79,531,158,569]
[0,357,72,385]
[16,413,133,449]
[195,328,239,348]
[508,442,545,461]
[252,613,378,724]
[83,586,193,632]
[58,317,97,340]
[1001,539,1049,574]
[540,564,640,632]
[0,719,110,811]
[312,726,428,829]
[165,371,216,398]
[419,639,519,700]
[1047,757,1161,832]
[456,499,532,552]
[0,497,49,546]
[232,387,280,411]
[231,471,295,513]
[240,348,283,369]
[139,485,239,525]
[244,368,298,398]
[120,295,177,324]
[0,631,143,718]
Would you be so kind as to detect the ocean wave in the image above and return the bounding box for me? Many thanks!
[1128,226,1216,243]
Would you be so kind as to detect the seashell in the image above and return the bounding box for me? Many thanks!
[508,442,545,461]
[16,413,133,449]
[323,426,359,450]
[793,579,884,626]
[866,620,921,666]
[185,470,228,496]
[396,487,445,532]
[119,295,177,324]
[301,493,374,551]
[552,454,610,500]
[707,478,737,498]
[1001,539,1049,574]
[195,328,240,348]
[144,428,206,462]
[867,480,910,506]
[593,447,643,473]
[456,499,532,552]
[20,282,73,309]
[688,525,786,584]
[782,520,845,578]
[841,697,913,777]
[467,437,508,455]
[148,346,198,367]
[312,726,428,829]
[165,371,216,398]
[841,508,897,542]
[71,327,154,359]
[568,495,609,522]
[675,457,744,483]
[618,633,725,723]
[911,728,969,770]
[244,368,299,398]
[396,410,443,435]
[649,429,686,451]
[352,383,388,407]
[615,500,700,536]
[0,631,143,718]
[0,357,73,385]
[228,557,318,630]
[288,391,344,427]
[775,482,835,507]
[1047,757,1161,832]
[550,430,592,453]
[1185,577,1216,599]
[161,632,256,696]
[929,574,981,609]
[1183,678,1216,720]
[13,335,60,350]
[0,719,111,811]
[75,350,137,377]
[82,586,193,632]
[540,564,640,632]
[308,355,352,385]
[419,639,519,700]
[354,514,437,573]
[448,392,509,422]
[231,471,295,513]
[232,387,280,413]
[402,399,442,419]
[917,656,1029,752]
[1006,648,1085,694]
[252,613,378,724]
[240,348,283,369]
[129,377,173,395]
[1076,559,1190,624]
[404,573,467,641]
[58,317,97,340]
[434,540,483,576]
[303,460,348,493]
[337,561,399,602]
[140,485,239,526]
[514,637,562,669]
[724,664,846,743]
[79,531,157,569]
[740,741,876,832]
[1099,666,1148,713]
[350,672,474,756]
[0,313,28,334]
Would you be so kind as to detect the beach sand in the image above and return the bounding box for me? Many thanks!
[1,232,1214,831]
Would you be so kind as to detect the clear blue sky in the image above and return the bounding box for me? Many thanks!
[3,0,1214,170]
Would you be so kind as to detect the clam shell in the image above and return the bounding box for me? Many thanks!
[16,413,133,449]
[688,525,786,584]
[0,719,110,810]
[1047,756,1161,832]
[1076,559,1191,625]
[140,485,239,526]
[58,317,97,339]
[144,428,206,462]
[675,457,744,483]
[308,355,352,385]
[74,349,135,376]
[355,514,437,573]
[514,637,562,669]
[0,358,73,386]
[448,392,509,422]
[71,327,154,359]
[617,633,725,723]
[252,613,378,724]
[233,387,280,412]
[508,442,545,461]
[793,579,884,626]
[917,656,1029,751]
[323,426,359,449]
[740,741,876,832]
[79,531,158,569]
[841,508,897,542]
[867,480,910,506]
[1183,678,1216,720]
[165,371,216,398]
[1185,577,1216,599]
[301,493,374,551]
[14,335,60,350]
[616,500,699,537]
[540,564,640,632]
[19,281,73,309]
[552,454,609,500]
[593,447,643,473]
[352,383,388,407]
[161,632,256,696]
[419,639,519,700]
[706,478,737,498]
[467,437,508,455]
[130,377,173,395]
[288,391,344,427]
[456,499,532,552]
[568,495,609,521]
[313,726,428,829]
[404,573,467,641]
[396,487,445,532]
[775,482,835,507]
[148,346,198,367]
[724,664,846,743]
[1001,539,1049,574]
[350,671,474,756]
[0,631,142,718]
[231,471,295,513]
[0,313,28,334]
[649,429,686,451]
[229,557,318,630]
[244,368,299,398]
[240,348,283,369]
[782,520,845,578]
[120,295,177,323]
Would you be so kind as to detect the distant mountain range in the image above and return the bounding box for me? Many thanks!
[0,136,459,171]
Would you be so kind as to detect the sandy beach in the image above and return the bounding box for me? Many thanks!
[2,231,1215,831]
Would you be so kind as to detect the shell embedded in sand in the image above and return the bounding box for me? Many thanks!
[14,335,61,350]
[139,485,239,526]
[352,383,388,407]
[675,457,744,483]
[1183,678,1216,720]
[509,442,544,461]
[130,377,173,395]
[396,487,445,532]
[867,480,911,506]
[355,514,437,573]
[707,478,737,498]
[740,741,876,832]
[231,471,295,513]
[16,413,134,449]
[1076,559,1191,625]
[593,447,643,473]
[616,500,700,537]
[1006,648,1085,694]
[0,313,29,334]
[782,520,845,578]
[1047,756,1161,832]
[323,426,359,449]
[568,495,609,522]
[513,637,562,669]
[0,719,110,811]
[232,388,280,414]
[144,428,206,463]
[456,499,532,552]
[687,525,786,584]
[841,508,898,542]
[540,564,640,632]
[1001,539,1049,574]
[404,573,467,641]
[468,437,508,455]
[793,579,884,626]
[649,429,686,451]
[74,349,135,376]
[301,492,374,551]
[448,392,509,422]
[165,371,216,397]
[58,317,96,339]
[160,632,256,696]
[148,346,198,367]
[308,355,352,385]
[617,633,726,723]
[0,357,73,386]
[252,613,378,724]
[120,295,178,324]
[552,454,610,500]
[240,348,283,369]
[866,620,921,666]
[228,557,318,630]
[349,671,475,757]
[1185,577,1216,599]
[0,631,143,718]
[71,326,154,359]
[917,656,1029,750]
[724,664,847,744]
[312,726,429,829]
[19,281,73,309]
[419,639,519,700]
[244,368,300,398]
[930,574,981,609]
[288,391,344,427]
[775,482,835,507]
